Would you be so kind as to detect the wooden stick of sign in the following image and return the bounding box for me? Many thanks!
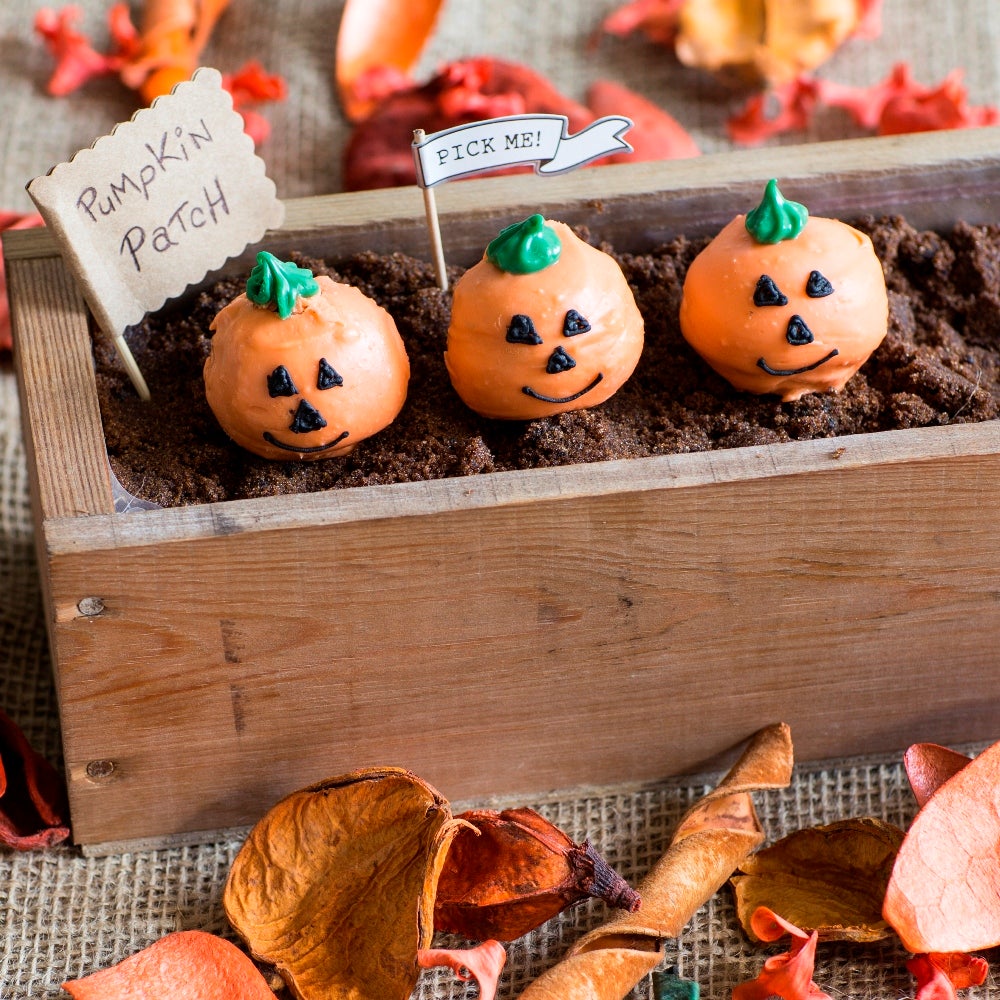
[413,129,449,292]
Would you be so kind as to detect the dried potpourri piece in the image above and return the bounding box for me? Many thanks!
[883,737,1000,955]
[434,806,640,941]
[0,707,70,850]
[599,0,883,85]
[62,930,276,1000]
[223,766,466,1000]
[586,79,700,161]
[518,723,794,1000]
[907,952,988,1000]
[733,907,830,1000]
[34,2,284,141]
[730,817,904,943]
[417,939,507,1000]
[903,743,971,808]
[728,63,1000,146]
[335,0,446,121]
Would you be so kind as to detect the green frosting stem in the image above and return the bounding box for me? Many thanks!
[745,179,809,245]
[486,214,562,274]
[246,251,320,319]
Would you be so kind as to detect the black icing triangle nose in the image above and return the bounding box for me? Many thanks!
[289,398,328,433]
[786,315,814,345]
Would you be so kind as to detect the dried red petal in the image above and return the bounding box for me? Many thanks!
[907,952,989,1000]
[34,6,122,95]
[417,940,507,1000]
[733,907,831,1000]
[818,63,1000,135]
[727,77,822,145]
[598,0,683,47]
[587,79,699,161]
[0,708,70,850]
[222,61,287,145]
[342,57,592,191]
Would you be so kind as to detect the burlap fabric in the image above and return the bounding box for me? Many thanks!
[2,1,999,997]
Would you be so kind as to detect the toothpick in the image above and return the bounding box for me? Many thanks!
[112,333,151,401]
[413,129,449,292]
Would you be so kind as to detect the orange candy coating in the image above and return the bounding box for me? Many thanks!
[204,275,409,460]
[446,221,645,420]
[680,214,888,401]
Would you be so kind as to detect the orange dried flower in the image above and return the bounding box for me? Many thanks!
[733,907,831,1000]
[417,940,507,1000]
[907,952,989,1000]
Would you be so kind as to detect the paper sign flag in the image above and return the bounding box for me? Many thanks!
[413,114,633,187]
[27,67,285,399]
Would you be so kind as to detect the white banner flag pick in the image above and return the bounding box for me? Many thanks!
[413,114,633,187]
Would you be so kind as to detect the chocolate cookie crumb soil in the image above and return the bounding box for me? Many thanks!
[93,216,1000,508]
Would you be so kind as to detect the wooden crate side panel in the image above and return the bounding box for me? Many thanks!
[48,453,1000,844]
[8,255,113,520]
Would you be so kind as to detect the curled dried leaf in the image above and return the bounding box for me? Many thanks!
[224,766,465,1000]
[518,723,794,1000]
[62,930,276,1000]
[731,817,904,942]
[884,738,1000,954]
[435,806,640,941]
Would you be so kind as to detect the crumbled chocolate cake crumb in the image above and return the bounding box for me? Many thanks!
[94,216,1000,508]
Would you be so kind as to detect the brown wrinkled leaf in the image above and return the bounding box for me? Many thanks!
[435,807,640,941]
[223,766,465,1000]
[731,817,904,943]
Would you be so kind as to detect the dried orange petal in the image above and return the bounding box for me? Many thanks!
[62,930,275,1000]
[731,817,904,942]
[224,766,464,1000]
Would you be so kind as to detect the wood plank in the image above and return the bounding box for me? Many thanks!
[47,448,1000,843]
[8,255,114,521]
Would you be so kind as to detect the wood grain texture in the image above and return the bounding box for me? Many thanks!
[7,255,113,521]
[8,129,1000,845]
[47,446,1000,844]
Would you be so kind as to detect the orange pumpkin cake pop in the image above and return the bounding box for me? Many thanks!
[680,179,888,401]
[446,215,644,420]
[204,252,409,460]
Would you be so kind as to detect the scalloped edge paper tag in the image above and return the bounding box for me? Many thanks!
[27,67,285,398]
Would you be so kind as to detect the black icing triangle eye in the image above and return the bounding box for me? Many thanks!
[317,358,343,389]
[268,365,298,397]
[806,270,835,297]
[563,309,591,336]
[754,275,788,307]
[506,314,542,345]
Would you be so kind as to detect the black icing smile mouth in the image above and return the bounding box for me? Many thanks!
[756,349,840,377]
[262,430,350,453]
[521,372,604,404]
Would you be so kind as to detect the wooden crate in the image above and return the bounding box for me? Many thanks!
[6,130,1000,850]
